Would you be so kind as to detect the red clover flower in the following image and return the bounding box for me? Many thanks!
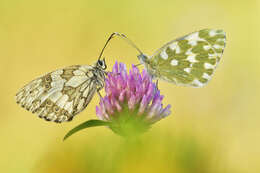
[64,62,171,140]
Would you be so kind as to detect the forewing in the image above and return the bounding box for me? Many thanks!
[151,29,226,87]
[16,65,99,123]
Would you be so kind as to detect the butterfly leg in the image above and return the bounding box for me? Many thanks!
[104,71,122,76]
[97,90,103,98]
[134,63,142,67]
[96,79,105,98]
[156,80,159,88]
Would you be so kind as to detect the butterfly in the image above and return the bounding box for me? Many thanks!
[114,29,226,87]
[15,33,119,123]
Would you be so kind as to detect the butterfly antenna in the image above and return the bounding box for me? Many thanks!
[98,32,143,60]
[118,33,143,55]
[98,32,117,60]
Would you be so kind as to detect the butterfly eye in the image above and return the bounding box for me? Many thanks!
[98,60,103,66]
[97,59,106,69]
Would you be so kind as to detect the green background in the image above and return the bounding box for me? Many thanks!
[1,0,259,172]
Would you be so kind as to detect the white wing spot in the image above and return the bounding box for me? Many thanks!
[213,44,224,49]
[79,65,92,73]
[80,81,90,92]
[49,92,63,103]
[38,108,47,117]
[204,63,214,69]
[40,87,61,104]
[217,38,225,42]
[64,101,73,113]
[192,79,204,87]
[169,42,181,54]
[208,53,217,59]
[184,68,191,73]
[202,73,211,80]
[216,53,223,57]
[171,59,178,66]
[56,94,69,108]
[187,54,197,63]
[16,92,23,101]
[52,69,63,75]
[83,85,91,97]
[51,79,66,88]
[160,50,168,60]
[77,98,85,110]
[47,113,56,122]
[51,72,64,81]
[73,70,85,76]
[185,32,205,46]
[209,30,217,37]
[25,97,34,108]
[203,45,211,50]
[186,48,193,55]
[66,76,88,87]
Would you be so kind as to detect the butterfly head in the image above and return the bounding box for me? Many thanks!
[137,54,150,64]
[96,58,107,70]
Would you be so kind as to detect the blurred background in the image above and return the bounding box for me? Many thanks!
[0,0,259,172]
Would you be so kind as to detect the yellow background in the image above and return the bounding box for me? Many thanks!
[1,0,259,172]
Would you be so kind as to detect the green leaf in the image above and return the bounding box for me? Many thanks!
[63,119,110,141]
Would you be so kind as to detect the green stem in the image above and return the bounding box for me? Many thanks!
[63,119,110,141]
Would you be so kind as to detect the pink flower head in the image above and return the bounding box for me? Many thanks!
[96,62,171,136]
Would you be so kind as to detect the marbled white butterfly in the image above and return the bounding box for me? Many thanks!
[15,33,118,123]
[114,29,226,87]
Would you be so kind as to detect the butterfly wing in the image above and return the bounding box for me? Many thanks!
[16,65,103,123]
[149,29,226,87]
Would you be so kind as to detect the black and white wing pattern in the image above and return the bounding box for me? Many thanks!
[16,65,105,123]
[146,29,226,87]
